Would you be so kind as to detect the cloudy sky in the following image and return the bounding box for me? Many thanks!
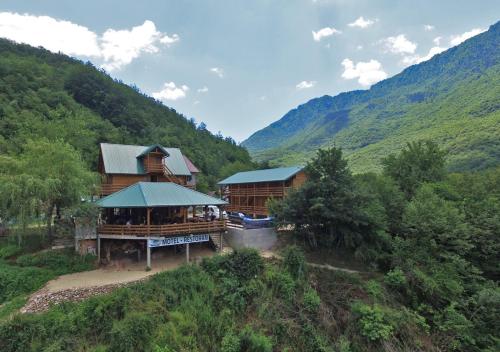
[0,1,498,141]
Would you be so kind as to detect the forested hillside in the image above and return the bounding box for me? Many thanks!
[243,21,500,173]
[0,39,253,189]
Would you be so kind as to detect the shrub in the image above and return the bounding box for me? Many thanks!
[365,280,384,300]
[0,262,54,303]
[282,245,307,280]
[352,302,394,341]
[203,249,264,282]
[0,244,21,259]
[303,286,321,313]
[108,311,155,352]
[16,249,96,275]
[221,332,241,352]
[384,267,407,290]
[239,326,273,352]
[266,267,296,302]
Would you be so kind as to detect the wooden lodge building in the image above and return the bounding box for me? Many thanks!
[218,166,306,217]
[93,143,226,268]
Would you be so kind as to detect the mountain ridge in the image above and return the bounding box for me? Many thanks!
[242,21,500,172]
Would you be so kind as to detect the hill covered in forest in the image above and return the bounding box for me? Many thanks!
[243,21,500,173]
[0,39,253,189]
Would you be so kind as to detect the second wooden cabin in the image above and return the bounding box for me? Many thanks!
[218,166,307,217]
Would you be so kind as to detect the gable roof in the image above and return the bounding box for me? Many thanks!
[183,155,200,173]
[136,144,170,158]
[96,182,227,208]
[217,166,303,185]
[100,143,191,176]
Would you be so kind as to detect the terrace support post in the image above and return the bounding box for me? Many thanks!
[146,241,151,270]
[186,243,190,263]
[147,208,151,236]
[97,236,101,265]
[220,232,223,252]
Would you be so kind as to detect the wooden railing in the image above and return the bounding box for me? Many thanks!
[145,163,164,173]
[226,205,268,215]
[98,220,226,237]
[226,186,291,197]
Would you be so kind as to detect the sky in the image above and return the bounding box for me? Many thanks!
[0,1,499,142]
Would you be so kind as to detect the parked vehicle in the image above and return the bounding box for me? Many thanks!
[208,206,228,220]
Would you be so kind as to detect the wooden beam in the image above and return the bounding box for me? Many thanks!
[146,242,151,270]
[186,243,190,263]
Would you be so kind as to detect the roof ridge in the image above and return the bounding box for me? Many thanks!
[138,182,148,206]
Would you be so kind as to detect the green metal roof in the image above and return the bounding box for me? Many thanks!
[100,143,191,176]
[217,166,303,185]
[96,182,227,208]
[136,144,170,158]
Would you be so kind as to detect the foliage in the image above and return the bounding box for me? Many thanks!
[0,261,54,303]
[0,139,96,239]
[243,22,500,174]
[16,249,96,275]
[281,245,307,280]
[272,147,383,250]
[0,38,254,191]
[384,268,407,290]
[351,302,394,341]
[383,140,446,198]
[303,286,321,313]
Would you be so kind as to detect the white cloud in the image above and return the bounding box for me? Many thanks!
[312,27,341,41]
[210,67,224,78]
[100,20,179,71]
[193,100,200,105]
[0,12,179,71]
[402,46,447,66]
[296,80,316,89]
[160,33,180,45]
[450,28,486,46]
[0,12,101,57]
[197,86,209,93]
[424,24,435,31]
[356,45,363,50]
[152,82,189,101]
[259,96,267,101]
[341,58,387,86]
[383,34,417,54]
[433,36,442,45]
[348,16,376,29]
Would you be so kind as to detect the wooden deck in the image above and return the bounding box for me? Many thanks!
[226,186,291,197]
[98,220,226,237]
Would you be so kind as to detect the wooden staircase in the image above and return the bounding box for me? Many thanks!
[209,233,232,253]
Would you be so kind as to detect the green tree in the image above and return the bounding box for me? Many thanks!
[271,147,381,249]
[0,139,96,241]
[382,140,447,199]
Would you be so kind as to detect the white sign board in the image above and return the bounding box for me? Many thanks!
[148,234,210,248]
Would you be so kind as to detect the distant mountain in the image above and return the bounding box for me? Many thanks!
[243,21,500,173]
[0,39,253,188]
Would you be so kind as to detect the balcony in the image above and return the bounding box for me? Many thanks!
[144,162,164,174]
[98,220,226,238]
[225,186,291,197]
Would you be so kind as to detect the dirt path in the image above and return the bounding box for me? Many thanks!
[22,246,216,313]
[21,247,360,314]
[260,250,362,274]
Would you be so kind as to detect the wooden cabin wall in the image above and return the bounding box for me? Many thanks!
[109,174,148,186]
[291,171,307,188]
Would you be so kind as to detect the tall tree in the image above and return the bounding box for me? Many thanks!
[271,147,380,249]
[0,139,96,241]
[382,140,447,199]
